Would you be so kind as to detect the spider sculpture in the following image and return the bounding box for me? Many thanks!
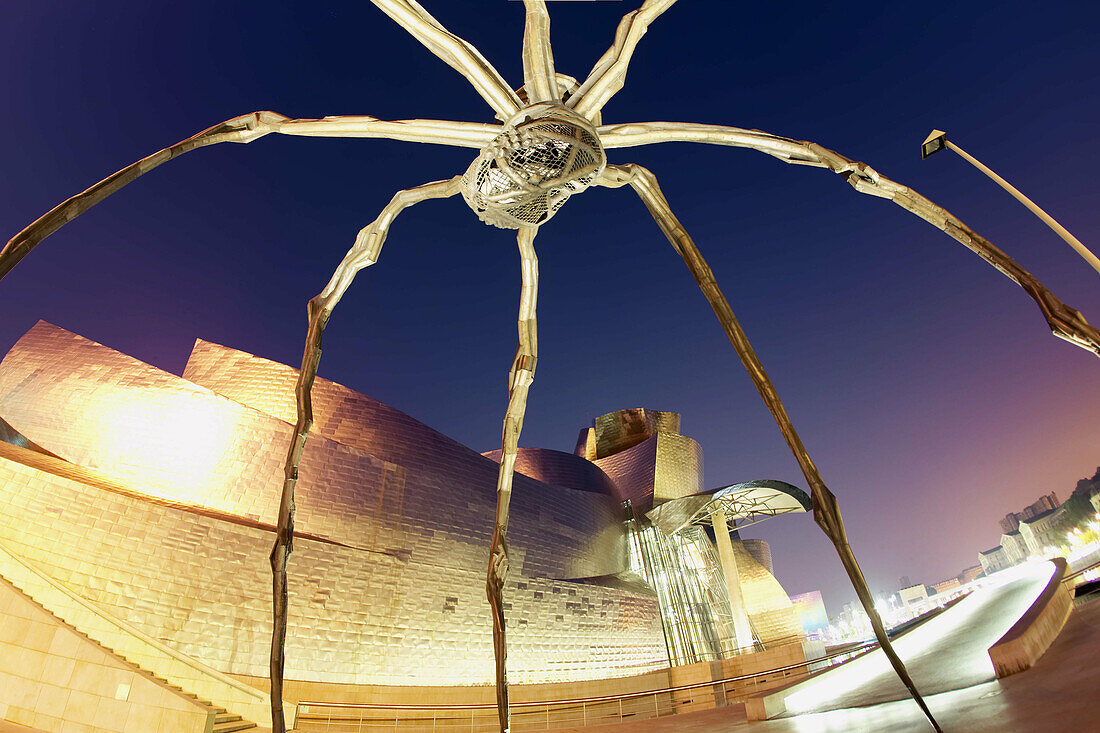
[3,2,1098,732]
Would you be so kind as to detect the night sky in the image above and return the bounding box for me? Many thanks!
[2,1,1098,616]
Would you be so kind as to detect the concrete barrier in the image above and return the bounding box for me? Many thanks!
[987,557,1072,678]
[744,589,988,721]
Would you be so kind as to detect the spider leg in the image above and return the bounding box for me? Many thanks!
[597,162,944,733]
[598,122,1100,357]
[487,226,539,733]
[269,175,463,733]
[1,113,496,284]
[521,1,557,104]
[568,0,679,122]
[276,116,499,148]
[370,0,522,119]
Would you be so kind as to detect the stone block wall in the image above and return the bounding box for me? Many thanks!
[0,574,210,733]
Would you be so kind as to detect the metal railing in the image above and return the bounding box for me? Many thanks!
[295,642,878,731]
[1065,558,1100,583]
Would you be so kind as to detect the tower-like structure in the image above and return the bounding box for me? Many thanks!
[575,408,809,663]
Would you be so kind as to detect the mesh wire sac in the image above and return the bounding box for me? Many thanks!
[462,108,605,229]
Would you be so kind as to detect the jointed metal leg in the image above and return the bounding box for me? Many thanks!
[0,111,280,281]
[370,0,522,119]
[521,1,557,104]
[598,163,943,733]
[0,113,494,283]
[276,116,499,148]
[487,227,539,733]
[598,121,1100,357]
[569,0,679,121]
[270,176,462,733]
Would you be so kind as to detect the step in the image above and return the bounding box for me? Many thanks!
[0,547,268,731]
[213,722,257,733]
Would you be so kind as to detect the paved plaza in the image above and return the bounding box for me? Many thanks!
[776,562,1054,716]
[555,593,1100,733]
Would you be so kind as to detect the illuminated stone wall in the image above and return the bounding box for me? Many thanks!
[0,570,211,733]
[0,323,632,581]
[0,322,666,685]
[0,444,664,685]
[592,437,659,511]
[571,408,704,514]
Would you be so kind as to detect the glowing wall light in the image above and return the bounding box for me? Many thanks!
[90,388,243,504]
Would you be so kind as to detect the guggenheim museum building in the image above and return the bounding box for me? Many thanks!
[0,321,813,730]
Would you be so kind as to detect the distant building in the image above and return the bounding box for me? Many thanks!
[980,503,1076,573]
[1000,531,1028,565]
[1000,492,1060,533]
[1018,506,1067,555]
[979,545,1010,576]
[789,591,829,638]
[932,577,961,595]
[897,575,911,590]
[899,583,933,615]
[957,565,982,584]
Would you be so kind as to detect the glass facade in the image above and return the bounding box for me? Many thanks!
[627,509,751,665]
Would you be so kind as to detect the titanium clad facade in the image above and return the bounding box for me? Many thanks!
[743,538,774,574]
[0,443,663,684]
[584,408,805,662]
[587,411,704,514]
[0,323,630,581]
[731,540,804,646]
[480,447,621,500]
[0,322,665,685]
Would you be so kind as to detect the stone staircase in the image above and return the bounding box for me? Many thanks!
[12,583,256,732]
[0,539,289,729]
[96,646,257,733]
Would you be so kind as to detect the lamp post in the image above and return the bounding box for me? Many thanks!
[922,130,1100,276]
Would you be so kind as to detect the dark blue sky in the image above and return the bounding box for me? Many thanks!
[2,1,1098,614]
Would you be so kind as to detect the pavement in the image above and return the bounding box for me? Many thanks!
[551,590,1100,733]
[778,561,1054,716]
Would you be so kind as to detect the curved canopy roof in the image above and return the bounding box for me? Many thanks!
[645,479,811,536]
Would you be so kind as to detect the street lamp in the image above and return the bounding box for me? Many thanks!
[922,130,1100,276]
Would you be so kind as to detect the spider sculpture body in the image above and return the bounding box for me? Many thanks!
[3,2,1098,733]
[462,103,606,228]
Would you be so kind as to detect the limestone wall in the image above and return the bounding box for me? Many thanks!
[0,574,211,733]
